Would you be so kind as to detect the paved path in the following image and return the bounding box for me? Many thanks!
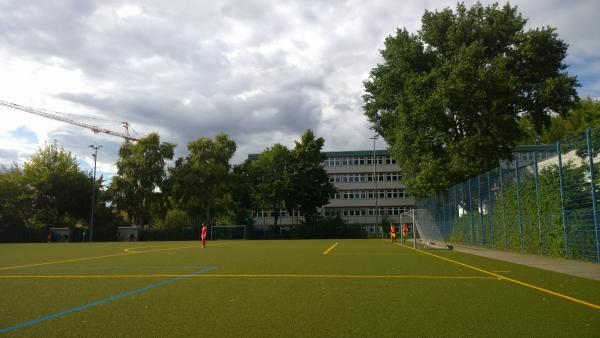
[453,244,600,281]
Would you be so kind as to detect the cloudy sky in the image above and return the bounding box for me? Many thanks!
[1,0,599,179]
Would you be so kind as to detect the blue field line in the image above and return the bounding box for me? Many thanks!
[0,265,217,333]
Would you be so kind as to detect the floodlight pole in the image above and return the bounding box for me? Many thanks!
[89,144,102,242]
[370,134,379,237]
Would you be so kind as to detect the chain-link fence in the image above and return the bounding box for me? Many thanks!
[417,128,600,263]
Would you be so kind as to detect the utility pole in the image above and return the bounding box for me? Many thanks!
[89,145,103,242]
[370,135,379,236]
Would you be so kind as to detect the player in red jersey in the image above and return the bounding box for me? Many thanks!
[201,223,208,248]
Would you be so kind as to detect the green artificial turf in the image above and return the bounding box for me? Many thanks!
[0,239,598,337]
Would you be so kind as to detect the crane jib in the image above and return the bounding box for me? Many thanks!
[0,99,140,141]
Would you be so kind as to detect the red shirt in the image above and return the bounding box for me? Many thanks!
[390,225,396,234]
[201,226,207,238]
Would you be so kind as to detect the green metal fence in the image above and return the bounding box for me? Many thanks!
[417,128,600,263]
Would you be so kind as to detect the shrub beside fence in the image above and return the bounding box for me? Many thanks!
[417,128,600,263]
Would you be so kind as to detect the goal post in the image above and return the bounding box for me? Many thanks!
[210,225,247,240]
[399,209,453,250]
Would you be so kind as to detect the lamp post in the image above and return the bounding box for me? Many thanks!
[370,135,379,236]
[89,145,102,242]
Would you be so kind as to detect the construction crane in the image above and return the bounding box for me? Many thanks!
[0,99,140,142]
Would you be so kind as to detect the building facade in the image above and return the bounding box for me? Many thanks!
[252,150,413,229]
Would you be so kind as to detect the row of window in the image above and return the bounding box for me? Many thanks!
[323,156,397,167]
[328,172,401,183]
[252,206,413,218]
[324,207,412,217]
[253,210,304,218]
[331,189,408,200]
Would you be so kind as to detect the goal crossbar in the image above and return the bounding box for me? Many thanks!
[399,209,452,250]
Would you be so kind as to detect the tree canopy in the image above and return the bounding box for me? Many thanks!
[363,1,579,197]
[167,133,237,225]
[247,130,335,226]
[110,133,175,227]
[519,98,600,144]
[22,142,91,229]
[286,130,335,225]
[249,143,291,226]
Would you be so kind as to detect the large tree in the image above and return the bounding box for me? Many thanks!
[21,142,91,229]
[363,2,579,197]
[286,130,336,225]
[230,161,256,227]
[0,164,30,241]
[166,133,237,225]
[249,144,291,226]
[110,133,174,227]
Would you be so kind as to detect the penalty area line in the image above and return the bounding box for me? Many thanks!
[398,243,600,310]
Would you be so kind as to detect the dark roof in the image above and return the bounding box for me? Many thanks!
[322,150,390,157]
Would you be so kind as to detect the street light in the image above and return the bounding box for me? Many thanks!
[89,144,102,242]
[370,134,379,236]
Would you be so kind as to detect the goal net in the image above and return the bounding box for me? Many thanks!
[399,209,452,250]
[117,226,139,242]
[49,227,71,242]
[210,225,247,240]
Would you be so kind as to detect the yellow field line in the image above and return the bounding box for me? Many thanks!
[323,242,338,255]
[0,252,136,271]
[128,245,202,254]
[0,274,497,279]
[332,253,422,256]
[398,243,600,310]
[0,245,202,271]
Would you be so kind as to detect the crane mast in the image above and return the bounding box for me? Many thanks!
[0,99,140,142]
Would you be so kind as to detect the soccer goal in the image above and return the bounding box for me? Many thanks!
[117,226,139,242]
[210,225,247,240]
[399,209,453,250]
[48,227,72,242]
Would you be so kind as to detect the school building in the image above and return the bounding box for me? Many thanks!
[251,150,413,233]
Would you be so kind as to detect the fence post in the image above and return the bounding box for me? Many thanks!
[468,178,474,244]
[449,186,454,239]
[499,166,507,249]
[461,182,466,241]
[488,171,494,246]
[557,142,569,257]
[533,152,543,255]
[478,174,484,245]
[515,159,523,251]
[585,128,600,262]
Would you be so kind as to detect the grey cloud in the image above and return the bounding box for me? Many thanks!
[1,0,599,172]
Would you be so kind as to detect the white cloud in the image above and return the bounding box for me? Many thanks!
[0,0,598,178]
[116,5,142,19]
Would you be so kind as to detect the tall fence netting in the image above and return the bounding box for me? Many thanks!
[416,128,600,263]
